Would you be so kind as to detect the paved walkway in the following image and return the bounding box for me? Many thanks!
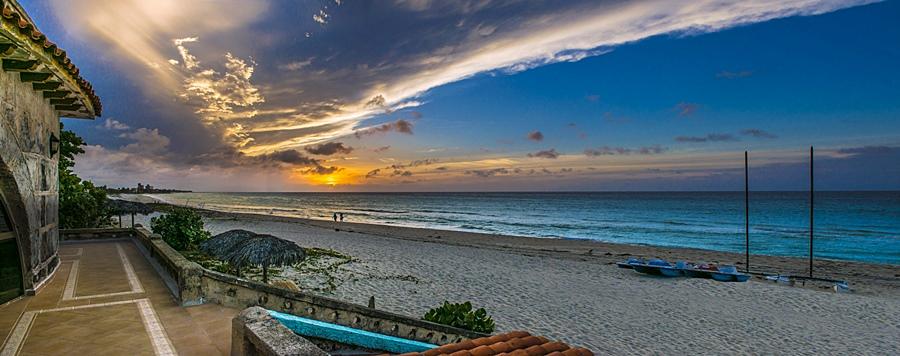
[0,240,238,355]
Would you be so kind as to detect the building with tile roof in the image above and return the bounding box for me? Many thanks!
[0,0,100,304]
[394,331,594,356]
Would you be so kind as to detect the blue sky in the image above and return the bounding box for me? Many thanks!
[24,0,900,191]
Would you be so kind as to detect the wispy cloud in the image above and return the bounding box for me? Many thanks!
[674,102,699,117]
[584,145,667,156]
[717,70,753,79]
[528,149,560,159]
[102,118,130,131]
[740,129,778,139]
[675,133,738,143]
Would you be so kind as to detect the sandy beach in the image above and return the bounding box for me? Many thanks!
[124,199,900,354]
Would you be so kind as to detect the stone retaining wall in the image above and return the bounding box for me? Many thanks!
[60,227,486,346]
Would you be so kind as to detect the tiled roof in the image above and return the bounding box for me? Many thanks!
[396,331,593,356]
[0,0,101,117]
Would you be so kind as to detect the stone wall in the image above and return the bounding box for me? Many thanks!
[60,227,487,346]
[0,69,60,293]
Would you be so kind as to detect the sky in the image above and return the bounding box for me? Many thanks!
[22,0,900,191]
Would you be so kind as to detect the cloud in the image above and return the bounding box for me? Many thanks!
[354,119,414,138]
[675,102,699,117]
[255,149,321,166]
[176,40,265,122]
[527,131,544,142]
[465,168,509,177]
[313,9,330,24]
[373,145,391,153]
[675,133,738,143]
[119,128,171,154]
[304,142,354,155]
[740,129,778,139]
[301,165,341,175]
[528,149,560,159]
[52,0,874,190]
[716,70,753,79]
[365,168,381,179]
[585,94,600,102]
[279,59,313,71]
[584,145,667,156]
[103,118,130,131]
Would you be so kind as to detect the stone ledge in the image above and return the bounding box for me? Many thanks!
[231,306,328,356]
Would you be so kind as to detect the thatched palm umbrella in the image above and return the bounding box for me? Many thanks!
[199,229,257,277]
[221,234,306,283]
[106,199,153,227]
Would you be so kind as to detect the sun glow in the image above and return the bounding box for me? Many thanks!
[297,168,360,188]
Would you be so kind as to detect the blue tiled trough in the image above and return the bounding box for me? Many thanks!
[268,310,438,354]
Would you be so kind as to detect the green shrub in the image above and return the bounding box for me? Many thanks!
[150,208,210,251]
[58,123,112,228]
[423,301,495,333]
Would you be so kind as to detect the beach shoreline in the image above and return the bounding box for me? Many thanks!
[126,195,899,297]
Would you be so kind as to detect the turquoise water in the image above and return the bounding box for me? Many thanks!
[147,191,900,264]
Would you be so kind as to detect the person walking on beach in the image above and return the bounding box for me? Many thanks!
[340,213,345,222]
[333,213,338,222]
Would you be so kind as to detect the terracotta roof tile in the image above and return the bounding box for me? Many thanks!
[1,0,101,116]
[397,331,593,356]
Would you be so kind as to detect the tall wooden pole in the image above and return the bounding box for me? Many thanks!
[745,151,750,273]
[809,146,814,278]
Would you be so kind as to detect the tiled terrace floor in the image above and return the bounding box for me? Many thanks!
[0,240,238,355]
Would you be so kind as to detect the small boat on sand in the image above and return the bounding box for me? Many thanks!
[709,265,751,282]
[616,257,643,269]
[630,259,683,277]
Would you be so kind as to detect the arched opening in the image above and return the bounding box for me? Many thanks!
[0,196,23,304]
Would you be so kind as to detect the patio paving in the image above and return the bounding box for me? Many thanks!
[0,240,238,355]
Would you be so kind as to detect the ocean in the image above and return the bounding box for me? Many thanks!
[142,191,900,264]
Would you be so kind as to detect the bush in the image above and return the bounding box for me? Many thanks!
[423,301,495,333]
[150,208,210,251]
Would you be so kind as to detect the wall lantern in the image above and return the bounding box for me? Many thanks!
[49,133,60,157]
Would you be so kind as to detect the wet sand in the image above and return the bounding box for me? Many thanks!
[126,199,900,354]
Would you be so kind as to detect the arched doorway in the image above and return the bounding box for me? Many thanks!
[0,196,22,304]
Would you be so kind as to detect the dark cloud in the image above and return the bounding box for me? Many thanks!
[675,133,737,143]
[527,130,544,142]
[740,129,777,139]
[354,119,414,138]
[465,168,509,177]
[716,70,753,79]
[602,111,631,124]
[527,148,559,159]
[366,158,438,179]
[391,170,413,177]
[301,165,342,175]
[585,145,667,156]
[675,102,699,117]
[304,142,354,155]
[373,145,391,152]
[365,94,387,108]
[256,149,321,166]
[434,166,448,171]
[365,168,381,178]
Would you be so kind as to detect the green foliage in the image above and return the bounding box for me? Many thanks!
[150,208,210,251]
[423,301,495,333]
[58,123,111,228]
